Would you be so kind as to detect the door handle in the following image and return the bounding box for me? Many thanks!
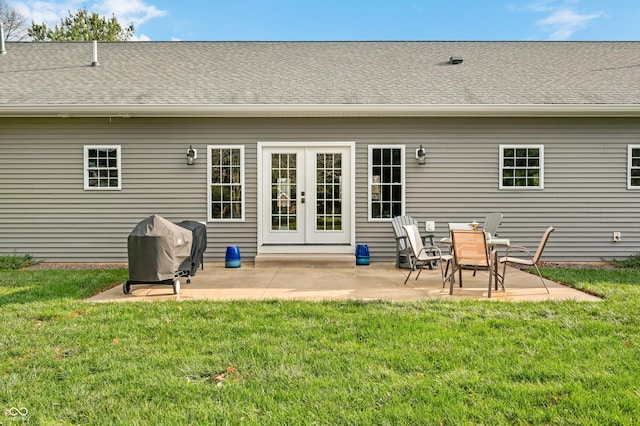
[301,191,305,204]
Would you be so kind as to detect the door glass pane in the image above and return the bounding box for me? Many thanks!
[271,153,297,231]
[316,153,342,231]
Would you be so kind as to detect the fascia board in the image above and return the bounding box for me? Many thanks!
[2,104,640,118]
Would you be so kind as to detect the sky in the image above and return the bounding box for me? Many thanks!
[11,0,640,42]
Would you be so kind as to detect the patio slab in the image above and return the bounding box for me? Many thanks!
[88,262,601,303]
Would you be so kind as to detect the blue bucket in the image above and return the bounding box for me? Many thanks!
[355,244,370,265]
[225,245,241,268]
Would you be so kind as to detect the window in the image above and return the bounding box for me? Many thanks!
[628,145,640,189]
[368,145,405,220]
[208,146,245,221]
[499,145,544,189]
[84,145,121,190]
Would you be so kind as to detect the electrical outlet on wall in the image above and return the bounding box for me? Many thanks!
[613,232,621,242]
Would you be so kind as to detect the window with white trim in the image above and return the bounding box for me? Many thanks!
[628,145,640,189]
[368,145,405,220]
[499,145,544,189]
[208,145,245,221]
[84,145,121,190]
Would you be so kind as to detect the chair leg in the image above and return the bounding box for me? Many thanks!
[449,269,455,295]
[414,261,426,280]
[405,260,427,285]
[438,259,447,286]
[532,263,550,293]
[444,261,451,281]
[502,260,508,290]
[442,258,453,288]
[403,268,413,285]
[448,265,458,295]
[488,251,495,298]
[494,269,505,292]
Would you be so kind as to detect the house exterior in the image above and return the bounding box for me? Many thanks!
[1,41,640,263]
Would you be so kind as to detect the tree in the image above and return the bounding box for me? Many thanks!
[0,0,28,41]
[28,8,134,41]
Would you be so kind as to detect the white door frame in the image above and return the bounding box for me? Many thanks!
[257,141,356,254]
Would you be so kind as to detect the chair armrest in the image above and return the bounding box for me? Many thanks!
[503,244,533,258]
[419,245,443,258]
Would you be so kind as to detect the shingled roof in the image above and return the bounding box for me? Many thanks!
[1,41,640,117]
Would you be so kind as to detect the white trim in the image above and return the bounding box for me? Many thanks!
[628,145,640,190]
[207,145,246,222]
[257,141,356,253]
[368,145,406,221]
[499,144,544,190]
[5,104,640,118]
[83,145,121,191]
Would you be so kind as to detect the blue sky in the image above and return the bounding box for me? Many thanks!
[12,0,640,41]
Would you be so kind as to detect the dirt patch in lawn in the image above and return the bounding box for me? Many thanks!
[538,261,619,270]
[26,262,127,270]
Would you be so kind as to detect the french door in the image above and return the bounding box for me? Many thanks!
[260,143,353,246]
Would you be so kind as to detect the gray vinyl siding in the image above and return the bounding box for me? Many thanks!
[1,116,639,263]
[0,117,257,263]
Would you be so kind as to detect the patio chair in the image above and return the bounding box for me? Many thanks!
[499,226,555,294]
[402,224,452,285]
[392,215,418,269]
[449,229,496,296]
[482,212,503,238]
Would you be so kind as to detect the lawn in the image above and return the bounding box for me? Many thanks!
[0,266,639,425]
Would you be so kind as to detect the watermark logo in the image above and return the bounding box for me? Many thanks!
[3,407,29,423]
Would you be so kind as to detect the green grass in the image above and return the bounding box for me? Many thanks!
[0,251,39,269]
[1,267,639,425]
[610,252,640,269]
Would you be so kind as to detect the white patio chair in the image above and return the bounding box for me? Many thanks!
[402,224,452,286]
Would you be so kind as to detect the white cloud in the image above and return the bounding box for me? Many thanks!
[15,0,166,38]
[535,6,603,40]
[95,0,167,26]
[131,33,151,41]
[514,0,604,40]
[14,1,82,24]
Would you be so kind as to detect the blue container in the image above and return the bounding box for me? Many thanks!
[225,245,241,268]
[355,244,370,265]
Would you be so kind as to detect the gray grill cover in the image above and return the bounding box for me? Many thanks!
[127,214,193,282]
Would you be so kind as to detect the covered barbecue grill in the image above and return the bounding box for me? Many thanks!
[123,214,194,295]
[176,220,207,276]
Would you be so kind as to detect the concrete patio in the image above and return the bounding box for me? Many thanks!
[88,262,601,303]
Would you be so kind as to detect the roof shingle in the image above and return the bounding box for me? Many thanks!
[1,41,639,115]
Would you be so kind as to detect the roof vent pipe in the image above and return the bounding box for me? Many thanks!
[91,40,98,66]
[1,22,7,55]
[449,56,463,65]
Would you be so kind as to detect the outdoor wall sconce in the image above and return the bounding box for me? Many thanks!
[186,145,197,165]
[416,145,426,165]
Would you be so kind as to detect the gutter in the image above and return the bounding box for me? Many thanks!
[2,104,640,118]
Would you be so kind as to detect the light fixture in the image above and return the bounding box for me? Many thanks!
[416,144,426,165]
[186,145,197,165]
